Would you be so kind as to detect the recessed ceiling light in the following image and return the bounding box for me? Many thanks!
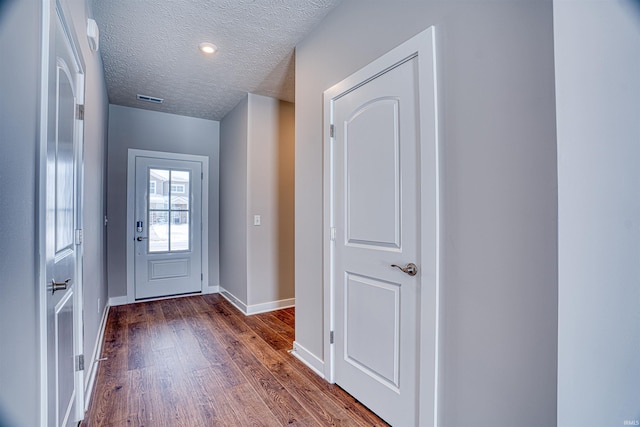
[199,42,217,55]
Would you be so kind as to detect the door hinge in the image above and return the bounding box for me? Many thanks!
[76,354,85,371]
[330,330,335,344]
[330,227,336,242]
[201,172,203,180]
[330,124,335,138]
[201,273,203,281]
[76,104,84,120]
[75,229,83,245]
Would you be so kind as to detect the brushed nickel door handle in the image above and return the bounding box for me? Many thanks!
[390,263,418,276]
[51,278,71,294]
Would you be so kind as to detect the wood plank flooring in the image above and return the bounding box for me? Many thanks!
[82,294,388,426]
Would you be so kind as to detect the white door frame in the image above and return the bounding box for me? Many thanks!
[38,0,86,424]
[126,149,209,303]
[322,27,441,426]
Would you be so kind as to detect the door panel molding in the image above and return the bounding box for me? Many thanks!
[345,97,401,250]
[54,288,75,427]
[126,149,209,303]
[322,27,441,426]
[344,273,401,389]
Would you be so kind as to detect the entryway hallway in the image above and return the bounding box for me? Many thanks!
[82,294,387,426]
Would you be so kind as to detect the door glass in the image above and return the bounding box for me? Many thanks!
[148,168,191,253]
[149,169,169,209]
[149,211,169,252]
[170,211,189,251]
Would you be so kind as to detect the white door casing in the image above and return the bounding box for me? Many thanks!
[323,27,440,426]
[40,1,86,425]
[126,150,209,302]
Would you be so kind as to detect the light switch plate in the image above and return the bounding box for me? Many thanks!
[253,215,261,226]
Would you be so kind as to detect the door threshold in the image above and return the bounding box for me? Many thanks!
[130,291,206,305]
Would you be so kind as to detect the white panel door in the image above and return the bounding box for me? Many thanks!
[331,56,420,426]
[44,6,84,427]
[134,156,203,299]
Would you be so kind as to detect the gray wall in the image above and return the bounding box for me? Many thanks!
[276,100,295,302]
[247,94,295,305]
[555,1,640,425]
[0,0,109,424]
[219,94,295,309]
[220,95,249,302]
[0,1,41,424]
[294,1,558,426]
[107,105,220,298]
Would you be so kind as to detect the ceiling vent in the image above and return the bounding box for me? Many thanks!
[136,94,164,104]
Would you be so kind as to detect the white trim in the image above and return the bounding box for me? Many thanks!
[218,288,293,316]
[72,40,86,422]
[203,285,220,294]
[246,298,295,315]
[322,27,441,426]
[126,149,209,304]
[54,0,85,76]
[417,27,442,427]
[322,80,335,383]
[107,296,128,307]
[219,288,248,314]
[83,304,109,411]
[291,342,325,378]
[38,0,52,423]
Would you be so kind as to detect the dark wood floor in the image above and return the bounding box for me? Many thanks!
[82,294,387,426]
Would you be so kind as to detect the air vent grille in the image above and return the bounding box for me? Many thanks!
[136,94,164,104]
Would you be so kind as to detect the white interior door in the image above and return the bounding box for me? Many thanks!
[325,28,439,426]
[134,156,203,299]
[44,5,85,427]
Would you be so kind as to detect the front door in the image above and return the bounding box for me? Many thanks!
[325,28,439,426]
[134,156,203,299]
[44,5,85,426]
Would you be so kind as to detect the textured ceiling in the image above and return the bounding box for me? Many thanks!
[91,0,341,121]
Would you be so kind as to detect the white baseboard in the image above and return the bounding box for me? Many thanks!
[219,287,294,316]
[219,288,248,313]
[84,303,109,411]
[108,296,128,306]
[291,341,325,378]
[247,297,295,315]
[203,285,220,294]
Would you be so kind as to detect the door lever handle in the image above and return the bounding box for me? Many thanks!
[51,278,71,294]
[136,236,148,241]
[390,263,418,276]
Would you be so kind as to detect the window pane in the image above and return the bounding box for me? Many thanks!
[170,211,189,251]
[149,211,169,252]
[171,170,190,210]
[149,169,169,209]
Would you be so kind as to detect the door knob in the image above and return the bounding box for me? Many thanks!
[390,263,418,276]
[51,278,71,294]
